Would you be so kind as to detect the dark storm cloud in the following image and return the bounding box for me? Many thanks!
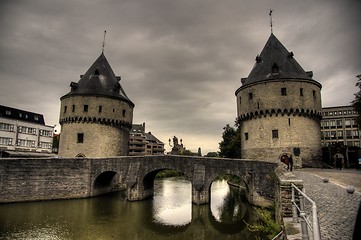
[0,0,360,153]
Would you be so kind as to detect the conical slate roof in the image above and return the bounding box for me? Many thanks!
[241,33,313,86]
[62,53,134,106]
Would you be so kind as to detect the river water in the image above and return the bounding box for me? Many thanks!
[0,178,264,240]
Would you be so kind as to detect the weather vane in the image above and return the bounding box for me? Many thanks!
[269,9,274,34]
[102,30,107,53]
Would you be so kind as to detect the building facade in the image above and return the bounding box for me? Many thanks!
[321,105,360,147]
[0,105,54,157]
[129,123,165,156]
[235,33,322,167]
[58,53,134,158]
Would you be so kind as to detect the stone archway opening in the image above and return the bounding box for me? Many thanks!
[142,169,192,226]
[209,174,250,224]
[93,171,124,196]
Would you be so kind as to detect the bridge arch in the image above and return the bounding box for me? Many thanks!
[140,168,190,200]
[92,170,125,197]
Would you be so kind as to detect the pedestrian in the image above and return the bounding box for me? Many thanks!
[288,155,293,172]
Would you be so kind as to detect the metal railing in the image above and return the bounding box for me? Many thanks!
[291,183,321,240]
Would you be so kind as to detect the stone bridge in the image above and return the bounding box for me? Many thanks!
[0,155,277,206]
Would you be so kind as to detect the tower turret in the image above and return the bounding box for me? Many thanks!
[235,33,322,167]
[59,53,134,157]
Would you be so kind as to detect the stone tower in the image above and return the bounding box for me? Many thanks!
[59,53,134,157]
[235,33,322,167]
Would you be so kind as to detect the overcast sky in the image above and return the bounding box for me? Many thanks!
[0,0,360,154]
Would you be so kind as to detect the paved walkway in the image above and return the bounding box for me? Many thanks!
[293,169,361,240]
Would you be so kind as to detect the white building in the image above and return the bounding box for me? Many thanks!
[0,105,54,157]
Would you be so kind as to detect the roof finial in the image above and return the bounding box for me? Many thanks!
[269,9,274,34]
[102,30,107,54]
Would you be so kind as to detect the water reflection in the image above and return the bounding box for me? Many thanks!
[0,177,262,240]
[153,177,191,226]
[211,179,249,224]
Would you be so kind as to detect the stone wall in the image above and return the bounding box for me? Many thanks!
[59,95,133,158]
[236,79,322,167]
[0,158,91,203]
[0,156,278,206]
[274,165,303,223]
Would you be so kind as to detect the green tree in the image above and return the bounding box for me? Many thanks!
[219,121,242,158]
[205,152,219,157]
[352,74,361,128]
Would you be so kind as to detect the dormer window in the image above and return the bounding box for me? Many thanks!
[272,63,279,74]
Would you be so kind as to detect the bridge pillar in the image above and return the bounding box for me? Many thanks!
[192,164,208,204]
[192,185,209,204]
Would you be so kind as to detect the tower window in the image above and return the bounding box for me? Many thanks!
[313,90,316,98]
[245,132,249,141]
[281,88,287,96]
[272,129,279,139]
[123,110,126,117]
[84,105,88,112]
[64,106,67,113]
[300,88,304,96]
[272,63,279,74]
[99,106,102,113]
[249,92,253,100]
[72,105,75,112]
[77,133,84,143]
[95,69,99,76]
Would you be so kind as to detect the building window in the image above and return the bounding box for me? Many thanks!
[313,90,316,98]
[300,88,304,96]
[245,132,249,140]
[0,123,14,132]
[64,106,67,113]
[249,92,253,100]
[337,130,343,138]
[5,110,11,115]
[99,106,102,113]
[281,88,287,96]
[123,110,126,117]
[72,105,75,112]
[272,130,279,139]
[39,129,52,137]
[336,120,342,127]
[84,105,88,112]
[34,116,39,121]
[0,137,13,146]
[77,133,84,143]
[39,142,52,149]
[353,130,359,138]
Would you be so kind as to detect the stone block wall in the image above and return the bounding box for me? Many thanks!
[0,158,91,203]
[275,165,303,223]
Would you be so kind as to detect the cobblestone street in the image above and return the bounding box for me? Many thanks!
[294,169,361,240]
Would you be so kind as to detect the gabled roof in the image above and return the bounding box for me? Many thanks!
[241,33,313,86]
[144,132,164,144]
[62,53,134,106]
